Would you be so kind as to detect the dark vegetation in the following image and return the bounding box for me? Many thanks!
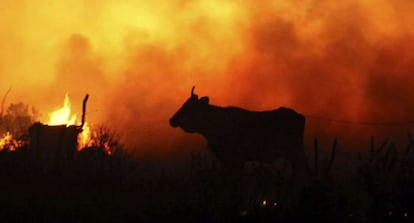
[1,103,414,222]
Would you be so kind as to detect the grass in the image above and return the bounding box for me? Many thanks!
[0,136,414,223]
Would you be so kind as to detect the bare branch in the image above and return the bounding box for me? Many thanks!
[0,87,12,117]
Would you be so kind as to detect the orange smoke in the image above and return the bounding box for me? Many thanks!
[1,0,414,154]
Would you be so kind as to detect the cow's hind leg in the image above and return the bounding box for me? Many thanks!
[282,149,310,208]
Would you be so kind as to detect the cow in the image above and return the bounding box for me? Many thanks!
[170,87,308,172]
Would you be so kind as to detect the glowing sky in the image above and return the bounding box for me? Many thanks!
[1,0,414,154]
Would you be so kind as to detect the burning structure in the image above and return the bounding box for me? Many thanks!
[28,94,89,166]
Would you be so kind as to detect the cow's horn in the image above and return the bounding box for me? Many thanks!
[191,86,195,96]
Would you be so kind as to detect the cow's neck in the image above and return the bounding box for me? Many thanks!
[195,105,230,138]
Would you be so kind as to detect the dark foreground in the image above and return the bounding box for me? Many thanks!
[1,140,414,223]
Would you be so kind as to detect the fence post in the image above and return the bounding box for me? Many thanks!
[326,138,337,176]
[314,138,319,181]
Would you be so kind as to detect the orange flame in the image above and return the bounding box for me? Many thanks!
[48,93,92,150]
[0,132,12,150]
[48,93,77,126]
[78,122,92,149]
[0,132,21,151]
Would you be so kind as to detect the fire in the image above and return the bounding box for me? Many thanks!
[48,93,92,150]
[0,132,12,150]
[1,93,102,153]
[78,122,92,149]
[0,132,22,151]
[48,93,77,126]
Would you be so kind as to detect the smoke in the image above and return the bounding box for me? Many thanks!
[1,0,414,155]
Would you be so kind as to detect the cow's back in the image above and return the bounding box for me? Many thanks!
[204,106,306,165]
[221,106,304,137]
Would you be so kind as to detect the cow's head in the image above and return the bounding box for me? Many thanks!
[170,86,209,133]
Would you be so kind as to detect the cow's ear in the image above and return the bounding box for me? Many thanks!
[200,96,209,105]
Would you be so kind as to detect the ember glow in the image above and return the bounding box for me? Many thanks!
[1,0,414,154]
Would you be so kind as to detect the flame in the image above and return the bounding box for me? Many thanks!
[0,132,21,151]
[0,132,13,150]
[48,93,77,126]
[78,122,92,149]
[103,142,112,155]
[48,93,91,150]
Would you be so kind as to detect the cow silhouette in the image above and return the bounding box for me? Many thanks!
[170,87,308,171]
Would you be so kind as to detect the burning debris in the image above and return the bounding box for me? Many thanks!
[0,91,118,157]
[44,93,91,150]
[29,94,90,164]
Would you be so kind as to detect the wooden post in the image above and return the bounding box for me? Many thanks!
[407,132,413,154]
[326,138,337,175]
[80,94,89,129]
[370,136,375,162]
[314,138,318,181]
